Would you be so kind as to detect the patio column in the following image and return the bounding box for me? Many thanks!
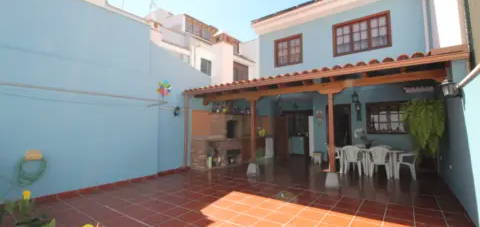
[249,98,258,162]
[327,93,336,172]
[183,94,190,168]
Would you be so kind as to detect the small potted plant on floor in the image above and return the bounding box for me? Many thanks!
[1,190,56,227]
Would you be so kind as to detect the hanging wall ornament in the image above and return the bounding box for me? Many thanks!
[157,80,172,100]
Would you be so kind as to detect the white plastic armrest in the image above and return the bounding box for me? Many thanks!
[399,153,416,163]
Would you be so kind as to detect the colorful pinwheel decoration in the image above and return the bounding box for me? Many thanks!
[157,80,172,99]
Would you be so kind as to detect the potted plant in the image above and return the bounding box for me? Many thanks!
[1,190,56,227]
[402,99,445,172]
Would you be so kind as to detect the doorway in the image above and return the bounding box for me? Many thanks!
[282,110,313,157]
[326,104,352,147]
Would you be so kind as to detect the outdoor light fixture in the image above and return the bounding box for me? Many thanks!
[173,106,181,116]
[440,79,459,98]
[352,91,362,121]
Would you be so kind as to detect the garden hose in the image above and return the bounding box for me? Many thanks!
[16,158,47,187]
[0,157,47,201]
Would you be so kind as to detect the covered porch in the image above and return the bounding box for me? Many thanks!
[184,49,467,174]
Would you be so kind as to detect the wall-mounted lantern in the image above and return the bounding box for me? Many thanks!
[173,106,181,116]
[440,79,460,98]
[352,91,362,121]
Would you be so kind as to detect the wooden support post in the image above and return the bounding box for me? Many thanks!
[183,95,190,167]
[327,93,336,172]
[249,98,258,162]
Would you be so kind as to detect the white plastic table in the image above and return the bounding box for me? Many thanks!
[388,150,406,179]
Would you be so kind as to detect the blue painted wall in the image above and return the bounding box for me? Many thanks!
[258,0,426,76]
[440,60,479,225]
[461,70,480,227]
[256,0,431,156]
[0,0,209,201]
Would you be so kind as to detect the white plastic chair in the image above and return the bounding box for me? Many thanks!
[335,147,344,173]
[354,144,368,175]
[368,146,392,179]
[396,152,417,180]
[342,146,363,176]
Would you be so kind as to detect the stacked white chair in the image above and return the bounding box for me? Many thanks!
[342,146,363,176]
[354,144,368,175]
[368,146,392,179]
[396,152,418,180]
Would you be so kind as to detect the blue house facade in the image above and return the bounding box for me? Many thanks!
[251,0,468,153]
[186,0,479,225]
[250,0,478,225]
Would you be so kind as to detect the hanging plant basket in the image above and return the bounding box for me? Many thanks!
[401,99,445,171]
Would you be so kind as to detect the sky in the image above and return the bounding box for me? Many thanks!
[107,0,308,41]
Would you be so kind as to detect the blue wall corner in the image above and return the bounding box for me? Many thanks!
[440,60,480,226]
[0,0,209,201]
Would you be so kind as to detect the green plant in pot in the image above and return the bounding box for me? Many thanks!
[1,190,55,227]
[402,99,445,169]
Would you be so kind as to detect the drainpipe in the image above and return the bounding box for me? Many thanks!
[422,0,431,53]
[463,0,477,68]
[457,64,480,89]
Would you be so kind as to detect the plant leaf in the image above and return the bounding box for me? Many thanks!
[41,218,56,227]
[402,99,445,156]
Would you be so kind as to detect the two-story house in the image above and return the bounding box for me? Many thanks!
[146,9,259,85]
[185,0,478,225]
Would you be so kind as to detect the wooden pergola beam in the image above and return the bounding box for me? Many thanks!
[204,69,446,102]
[302,80,314,86]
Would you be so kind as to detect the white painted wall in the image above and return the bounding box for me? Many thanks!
[157,27,189,48]
[233,55,256,80]
[240,39,259,79]
[147,9,258,85]
[192,41,216,77]
[147,8,172,22]
[211,42,234,85]
[430,0,467,48]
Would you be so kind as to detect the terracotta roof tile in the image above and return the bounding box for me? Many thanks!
[369,59,380,64]
[411,52,425,58]
[333,65,342,70]
[383,57,395,62]
[397,54,410,61]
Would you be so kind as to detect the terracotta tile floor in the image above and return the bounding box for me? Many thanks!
[4,157,474,227]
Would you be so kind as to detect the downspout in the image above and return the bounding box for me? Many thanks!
[463,0,477,68]
[457,64,480,89]
[422,0,431,53]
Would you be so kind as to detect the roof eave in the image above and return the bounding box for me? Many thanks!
[184,48,469,96]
